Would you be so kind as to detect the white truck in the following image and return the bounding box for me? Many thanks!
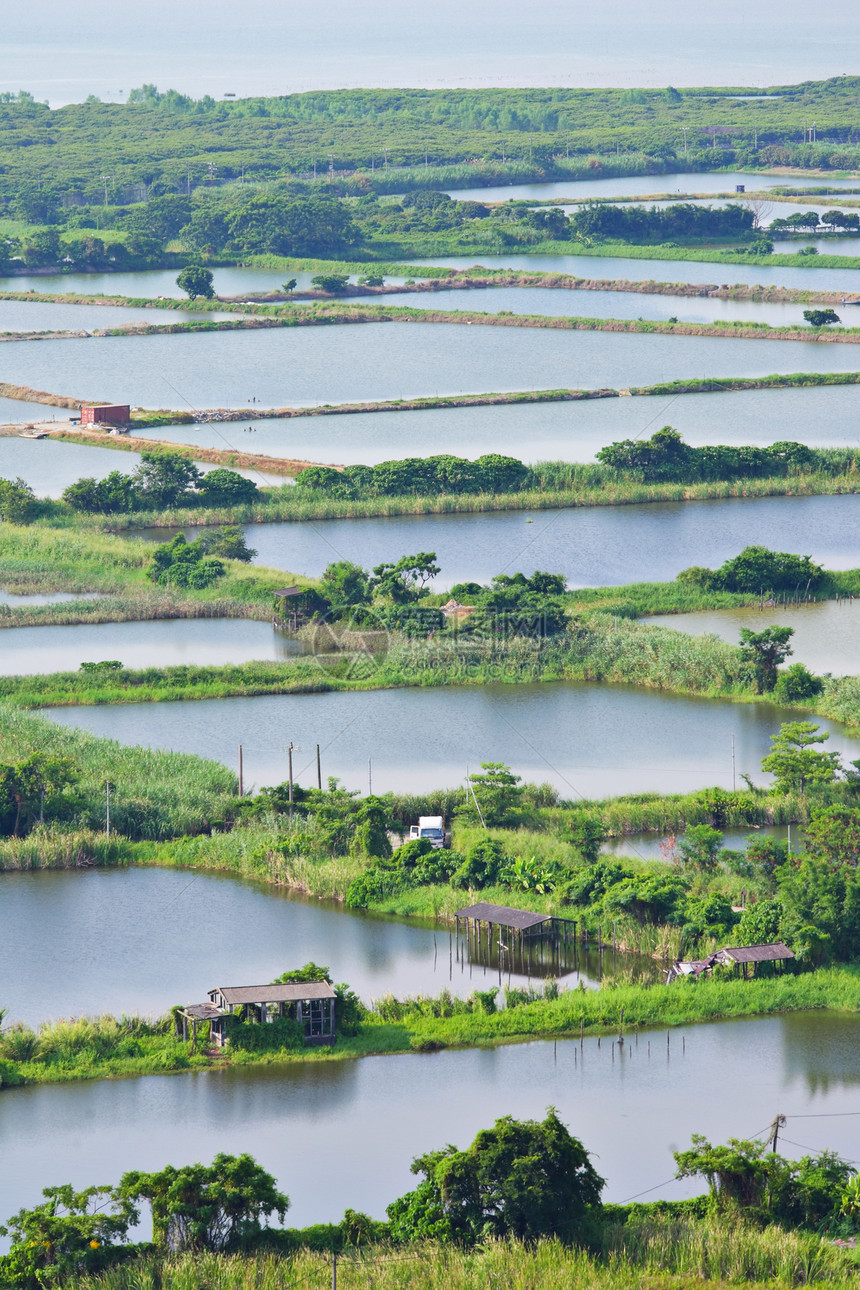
[409,815,446,849]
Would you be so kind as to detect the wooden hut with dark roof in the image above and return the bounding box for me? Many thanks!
[208,982,337,1044]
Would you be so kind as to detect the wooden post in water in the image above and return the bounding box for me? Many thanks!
[238,744,243,796]
[316,743,322,790]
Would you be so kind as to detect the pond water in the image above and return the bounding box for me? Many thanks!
[0,395,64,424]
[159,494,860,589]
[42,680,860,799]
[645,599,860,678]
[8,324,860,411]
[0,299,236,332]
[424,253,860,293]
[444,173,860,203]
[0,436,283,498]
[0,618,305,675]
[0,591,104,606]
[1,1011,858,1233]
[1,866,613,1027]
[0,267,417,301]
[366,284,858,327]
[131,382,860,467]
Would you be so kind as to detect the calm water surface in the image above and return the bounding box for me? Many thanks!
[133,383,860,466]
[2,866,592,1026]
[367,284,857,326]
[0,267,415,301]
[0,619,304,675]
[1,1013,858,1232]
[445,174,860,203]
[9,325,860,410]
[426,253,860,293]
[167,494,860,587]
[0,300,235,331]
[42,681,860,798]
[646,599,860,676]
[0,437,282,498]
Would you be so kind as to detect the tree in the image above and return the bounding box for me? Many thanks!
[803,308,840,327]
[371,552,440,603]
[0,477,36,523]
[227,195,355,257]
[803,806,860,868]
[773,662,823,704]
[119,1154,288,1253]
[678,824,723,872]
[133,451,202,507]
[459,762,522,827]
[196,469,259,506]
[762,722,842,793]
[387,1110,604,1246]
[568,813,606,863]
[62,472,138,515]
[310,272,350,293]
[0,1184,137,1288]
[350,797,392,860]
[6,754,78,837]
[281,278,298,292]
[176,264,215,299]
[147,534,225,589]
[199,526,257,561]
[739,625,794,693]
[322,560,372,618]
[708,546,824,595]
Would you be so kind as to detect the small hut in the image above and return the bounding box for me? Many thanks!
[208,981,337,1045]
[713,942,795,979]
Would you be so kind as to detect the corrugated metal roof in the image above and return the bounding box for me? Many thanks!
[455,902,550,931]
[210,982,336,1005]
[716,942,795,964]
[181,1003,226,1020]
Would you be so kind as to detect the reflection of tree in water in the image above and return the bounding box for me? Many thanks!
[780,1013,860,1096]
[456,925,660,990]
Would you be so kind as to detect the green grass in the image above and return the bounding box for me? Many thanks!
[0,705,236,839]
[50,1229,860,1290]
[3,968,860,1089]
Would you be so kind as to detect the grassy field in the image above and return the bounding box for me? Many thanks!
[49,1230,860,1290]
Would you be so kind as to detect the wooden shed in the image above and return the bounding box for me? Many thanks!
[208,981,337,1045]
[713,942,795,979]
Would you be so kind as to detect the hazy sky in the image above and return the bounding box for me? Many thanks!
[3,0,860,104]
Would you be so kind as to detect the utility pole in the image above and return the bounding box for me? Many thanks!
[288,743,294,818]
[208,161,215,186]
[238,744,243,797]
[731,734,736,792]
[329,153,334,183]
[682,127,689,158]
[316,743,322,791]
[331,1251,337,1290]
[106,780,111,839]
[769,1113,786,1153]
[100,173,111,206]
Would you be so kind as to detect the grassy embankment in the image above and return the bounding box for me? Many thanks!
[51,1229,860,1290]
[13,301,860,347]
[3,969,860,1089]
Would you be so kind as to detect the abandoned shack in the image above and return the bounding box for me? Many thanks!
[208,982,337,1045]
[666,941,795,983]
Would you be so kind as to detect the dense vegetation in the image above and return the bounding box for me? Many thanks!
[2,1116,860,1288]
[5,78,860,213]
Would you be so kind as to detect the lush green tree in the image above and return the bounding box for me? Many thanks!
[387,1110,603,1245]
[22,228,61,266]
[119,1154,288,1253]
[176,264,215,299]
[281,278,298,292]
[6,753,78,837]
[567,813,606,863]
[350,796,392,859]
[371,552,440,603]
[451,837,508,888]
[146,534,224,589]
[198,526,257,561]
[310,272,350,293]
[803,308,840,327]
[227,195,355,257]
[196,468,259,506]
[678,824,723,872]
[459,762,522,827]
[762,722,842,794]
[804,806,860,868]
[62,472,139,515]
[322,560,372,618]
[733,898,783,946]
[0,1184,137,1288]
[597,425,693,481]
[773,662,824,704]
[0,476,36,523]
[702,546,824,595]
[738,625,794,693]
[133,451,202,507]
[744,834,789,876]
